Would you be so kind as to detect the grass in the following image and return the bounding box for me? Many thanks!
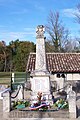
[0,78,11,85]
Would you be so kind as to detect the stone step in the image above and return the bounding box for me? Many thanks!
[1,118,78,120]
[4,110,69,119]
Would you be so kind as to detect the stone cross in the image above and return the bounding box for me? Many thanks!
[36,25,45,38]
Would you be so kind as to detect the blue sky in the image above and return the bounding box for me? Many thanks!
[0,0,80,45]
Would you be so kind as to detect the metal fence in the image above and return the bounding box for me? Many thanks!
[0,72,30,90]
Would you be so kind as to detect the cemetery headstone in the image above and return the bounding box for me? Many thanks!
[68,88,77,118]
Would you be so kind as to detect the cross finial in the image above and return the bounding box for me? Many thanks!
[36,25,45,38]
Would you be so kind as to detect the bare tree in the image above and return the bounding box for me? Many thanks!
[73,37,80,52]
[75,4,80,24]
[46,11,69,52]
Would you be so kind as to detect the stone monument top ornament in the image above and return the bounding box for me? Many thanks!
[36,25,45,38]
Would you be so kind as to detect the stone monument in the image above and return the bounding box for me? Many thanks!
[30,25,52,103]
[68,86,77,118]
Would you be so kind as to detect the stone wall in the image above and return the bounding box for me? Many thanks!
[50,73,80,81]
[0,84,9,91]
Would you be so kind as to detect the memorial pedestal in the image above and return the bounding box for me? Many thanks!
[30,74,52,104]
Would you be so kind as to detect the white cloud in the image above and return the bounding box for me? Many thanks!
[10,8,28,15]
[2,31,35,38]
[61,8,80,18]
[0,30,36,45]
[24,27,35,31]
[34,4,45,11]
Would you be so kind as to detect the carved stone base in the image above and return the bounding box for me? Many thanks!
[31,70,50,76]
[30,75,53,104]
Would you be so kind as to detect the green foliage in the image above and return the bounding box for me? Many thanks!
[54,98,69,109]
[0,39,36,72]
[12,100,30,109]
[10,40,36,72]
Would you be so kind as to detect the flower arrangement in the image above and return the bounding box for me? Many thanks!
[30,92,49,111]
[12,100,30,109]
[54,98,69,109]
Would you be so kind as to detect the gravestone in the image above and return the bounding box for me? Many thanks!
[66,84,72,99]
[30,25,52,103]
[68,87,77,118]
